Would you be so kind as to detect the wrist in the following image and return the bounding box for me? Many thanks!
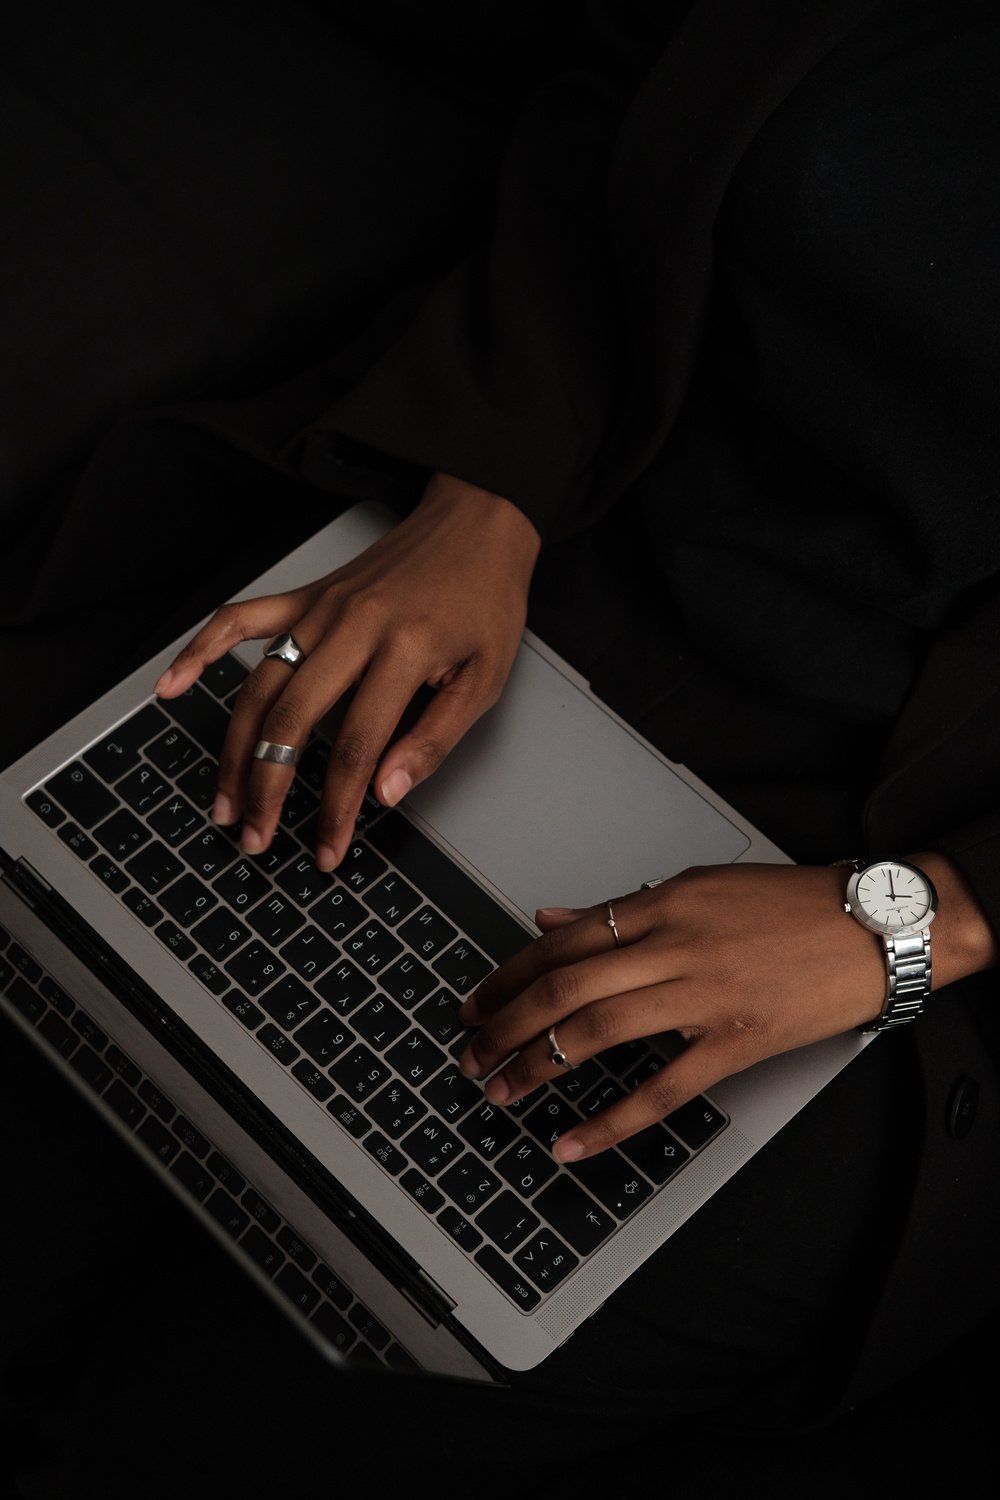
[421,472,542,571]
[908,850,1000,989]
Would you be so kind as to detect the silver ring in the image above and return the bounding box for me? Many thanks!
[548,1025,574,1070]
[263,632,306,668]
[606,900,622,948]
[641,877,669,889]
[253,739,302,766]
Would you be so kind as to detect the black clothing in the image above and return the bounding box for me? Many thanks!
[2,0,1000,1491]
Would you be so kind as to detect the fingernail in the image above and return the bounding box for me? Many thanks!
[241,826,265,855]
[154,668,175,695]
[380,768,412,807]
[485,1076,510,1104]
[553,1137,584,1163]
[316,843,338,872]
[536,907,580,918]
[211,794,236,826]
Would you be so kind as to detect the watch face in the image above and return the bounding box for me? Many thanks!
[848,862,937,937]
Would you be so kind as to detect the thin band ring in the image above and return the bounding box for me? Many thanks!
[263,632,306,668]
[253,739,302,767]
[606,900,622,948]
[548,1025,574,1070]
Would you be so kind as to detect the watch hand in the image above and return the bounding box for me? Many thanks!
[888,869,897,900]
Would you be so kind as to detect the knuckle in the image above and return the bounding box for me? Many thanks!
[236,669,275,710]
[643,1074,683,1120]
[409,735,449,774]
[243,781,283,820]
[577,1003,621,1049]
[264,698,306,742]
[330,732,377,777]
[535,965,581,1013]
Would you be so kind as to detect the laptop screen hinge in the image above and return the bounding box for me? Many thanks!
[399,1271,455,1328]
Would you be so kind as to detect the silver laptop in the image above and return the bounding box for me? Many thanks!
[0,499,871,1383]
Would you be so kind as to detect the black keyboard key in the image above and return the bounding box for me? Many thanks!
[440,1157,501,1214]
[666,1097,728,1150]
[315,958,373,1016]
[369,814,532,964]
[90,853,129,893]
[458,1101,520,1162]
[5,976,44,1023]
[38,1010,79,1059]
[221,991,265,1030]
[176,757,218,811]
[523,1095,582,1151]
[277,780,319,833]
[224,941,285,995]
[212,857,271,913]
[352,994,409,1052]
[384,1344,421,1373]
[138,1079,175,1122]
[437,1206,483,1252]
[122,888,162,927]
[191,908,252,961]
[365,873,420,925]
[310,885,366,942]
[280,925,338,982]
[310,1302,357,1355]
[474,1244,541,1309]
[513,1232,579,1293]
[71,1011,108,1051]
[200,653,249,700]
[338,841,386,893]
[401,1116,464,1176]
[257,1024,300,1065]
[83,704,169,781]
[125,841,184,895]
[433,938,493,996]
[39,977,73,1016]
[146,726,200,777]
[94,808,151,862]
[275,1263,320,1315]
[329,1044,391,1102]
[207,1152,246,1196]
[247,827,298,877]
[68,1044,113,1091]
[325,1094,370,1138]
[188,954,230,995]
[620,1124,691,1185]
[495,1136,559,1198]
[180,826,239,881]
[241,1225,285,1277]
[348,1306,390,1351]
[276,1227,316,1271]
[149,794,203,847]
[171,1115,210,1157]
[136,1114,180,1164]
[398,905,457,961]
[242,1191,280,1234]
[104,1078,146,1129]
[311,1262,352,1310]
[25,789,65,828]
[160,683,229,756]
[8,943,42,985]
[568,1150,653,1218]
[58,823,98,861]
[578,1079,626,1119]
[532,1177,615,1256]
[155,920,196,961]
[289,1056,335,1104]
[364,1132,406,1174]
[248,892,305,946]
[401,1168,445,1214]
[476,1192,541,1251]
[116,763,171,816]
[379,954,436,1009]
[414,987,465,1048]
[386,1030,447,1088]
[259,975,319,1031]
[204,1188,251,1240]
[367,1081,426,1139]
[420,1066,482,1123]
[342,920,402,976]
[276,855,332,908]
[45,762,117,828]
[160,873,217,927]
[600,1039,654,1078]
[293,1008,353,1067]
[104,1045,141,1088]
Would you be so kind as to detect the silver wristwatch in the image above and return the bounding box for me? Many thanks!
[842,859,937,1032]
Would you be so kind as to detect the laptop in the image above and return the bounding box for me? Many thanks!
[0,499,871,1383]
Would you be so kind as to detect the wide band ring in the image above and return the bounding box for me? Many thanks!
[548,1025,574,1070]
[641,877,669,890]
[263,632,306,668]
[253,739,302,767]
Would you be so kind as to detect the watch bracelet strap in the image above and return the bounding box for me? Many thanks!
[864,928,932,1032]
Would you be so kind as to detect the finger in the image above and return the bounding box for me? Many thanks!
[544,1032,726,1163]
[154,589,313,697]
[479,977,683,1109]
[312,658,438,871]
[462,898,640,1025]
[372,657,511,810]
[534,908,588,932]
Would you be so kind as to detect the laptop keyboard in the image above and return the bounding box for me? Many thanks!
[0,921,419,1372]
[22,653,728,1312]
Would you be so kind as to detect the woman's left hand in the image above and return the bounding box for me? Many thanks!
[456,855,995,1161]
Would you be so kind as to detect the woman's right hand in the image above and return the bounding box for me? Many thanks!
[153,471,542,870]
